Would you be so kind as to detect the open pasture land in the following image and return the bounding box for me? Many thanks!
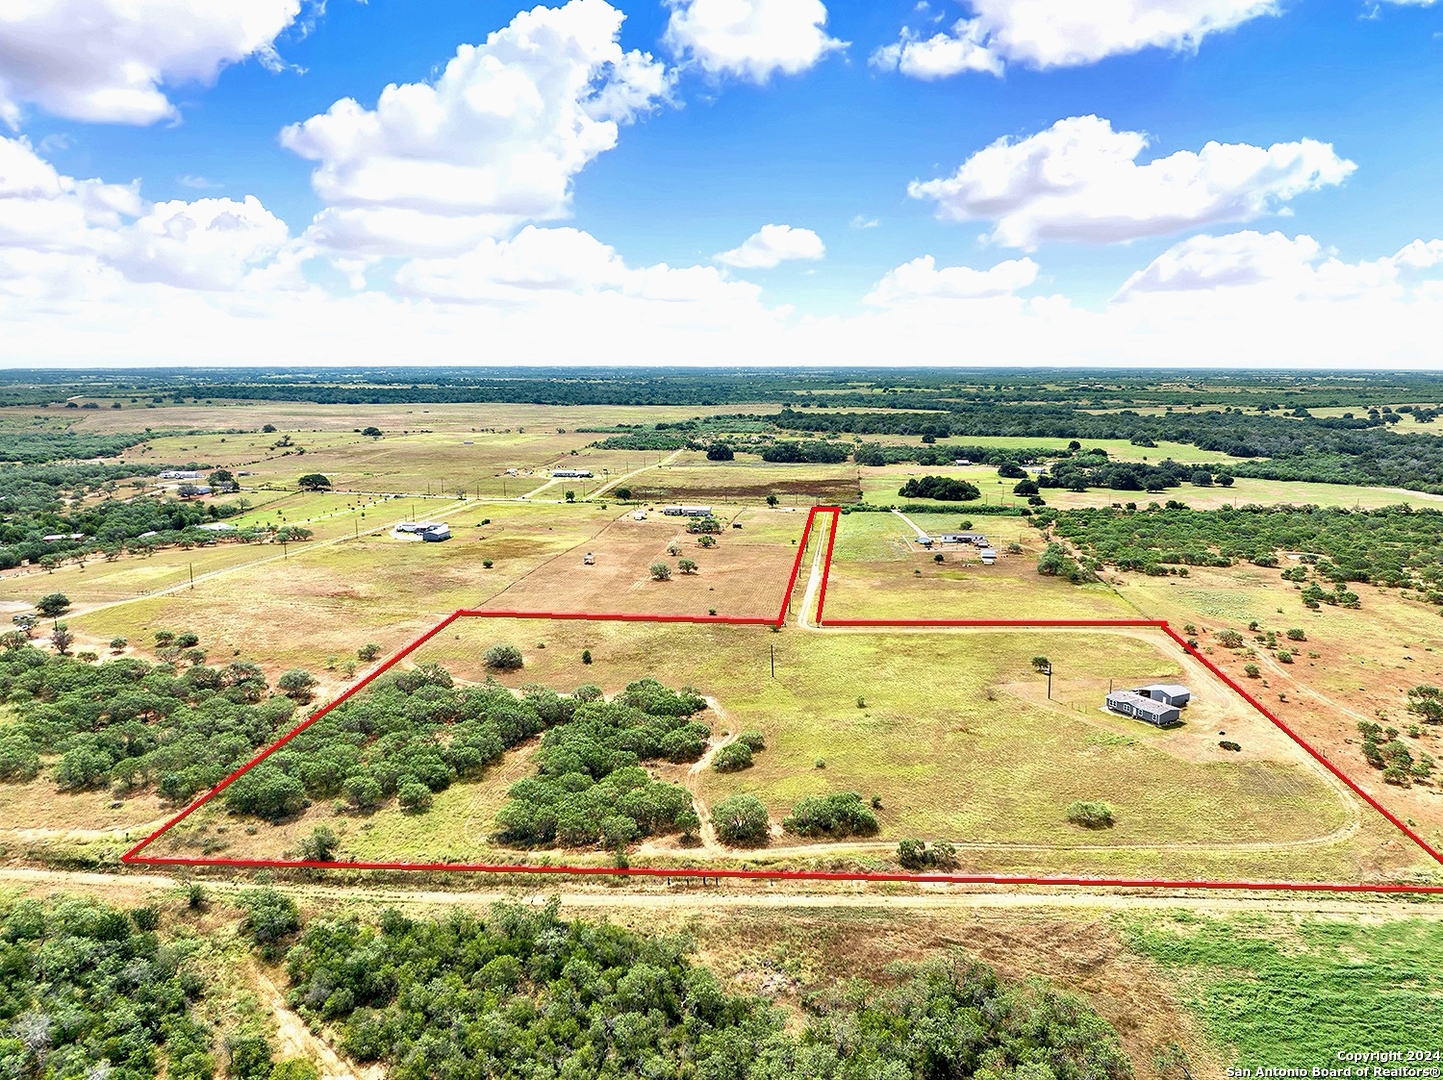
[1109,560,1443,853]
[860,464,1443,513]
[64,501,618,680]
[124,425,605,499]
[622,453,862,505]
[479,506,809,619]
[131,613,1429,885]
[819,511,1142,621]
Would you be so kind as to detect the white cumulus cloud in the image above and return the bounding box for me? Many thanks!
[663,0,845,83]
[909,116,1355,249]
[714,223,825,268]
[281,0,670,258]
[864,255,1038,305]
[1116,230,1443,301]
[871,0,1277,78]
[0,0,302,126]
[0,134,295,294]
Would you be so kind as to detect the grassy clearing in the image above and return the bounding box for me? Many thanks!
[860,465,1443,513]
[1116,560,1443,852]
[150,618,1366,875]
[822,512,1141,621]
[70,505,617,676]
[1123,912,1443,1067]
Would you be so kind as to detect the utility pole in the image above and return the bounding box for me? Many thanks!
[189,563,194,589]
[1047,663,1053,699]
[771,643,775,679]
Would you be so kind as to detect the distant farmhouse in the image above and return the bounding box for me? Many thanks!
[552,469,593,478]
[394,521,451,542]
[159,470,203,480]
[663,505,713,517]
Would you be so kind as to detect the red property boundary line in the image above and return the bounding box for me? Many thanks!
[123,506,1443,896]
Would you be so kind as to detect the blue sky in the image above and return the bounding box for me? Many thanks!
[1,0,1440,366]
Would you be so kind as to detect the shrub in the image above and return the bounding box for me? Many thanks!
[398,780,434,813]
[109,636,128,651]
[175,631,200,648]
[1277,650,1294,664]
[0,735,41,781]
[225,766,309,821]
[783,792,879,838]
[649,561,672,581]
[1244,663,1261,678]
[897,839,958,870]
[1219,740,1242,752]
[227,1035,274,1080]
[581,649,592,664]
[712,794,770,845]
[678,558,698,574]
[299,825,339,861]
[358,642,382,661]
[237,887,300,957]
[738,730,765,751]
[482,559,494,568]
[343,772,384,812]
[711,741,754,772]
[484,644,524,670]
[278,668,317,701]
[35,592,70,617]
[1065,801,1115,829]
[1286,628,1307,641]
[1217,629,1245,648]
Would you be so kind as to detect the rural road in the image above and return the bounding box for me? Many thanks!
[2,866,1434,917]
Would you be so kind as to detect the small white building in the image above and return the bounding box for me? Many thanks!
[663,505,713,517]
[979,547,997,564]
[583,552,595,565]
[421,523,450,542]
[160,470,203,480]
[552,469,593,478]
[631,510,647,521]
[196,522,237,532]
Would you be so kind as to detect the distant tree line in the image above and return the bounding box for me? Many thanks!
[1042,504,1443,606]
[772,402,1443,493]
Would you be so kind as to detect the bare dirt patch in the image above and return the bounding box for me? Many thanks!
[478,509,802,618]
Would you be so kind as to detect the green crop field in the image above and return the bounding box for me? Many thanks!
[1124,912,1443,1068]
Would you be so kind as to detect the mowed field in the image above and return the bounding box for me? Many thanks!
[129,614,1429,886]
[818,512,1143,622]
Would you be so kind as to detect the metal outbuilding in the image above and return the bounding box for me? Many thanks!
[1135,683,1191,707]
